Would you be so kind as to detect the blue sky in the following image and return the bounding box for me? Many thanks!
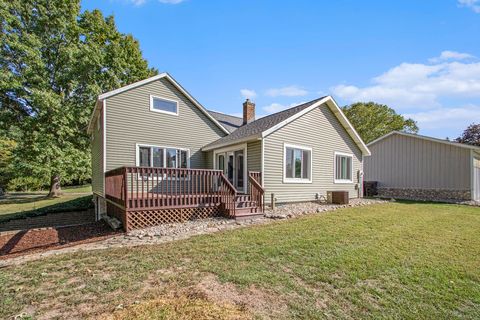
[82,0,480,139]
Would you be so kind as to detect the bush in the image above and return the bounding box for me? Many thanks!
[7,176,47,192]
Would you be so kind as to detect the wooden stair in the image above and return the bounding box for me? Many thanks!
[226,194,264,220]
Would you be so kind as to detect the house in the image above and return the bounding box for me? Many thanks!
[364,131,480,202]
[87,73,370,231]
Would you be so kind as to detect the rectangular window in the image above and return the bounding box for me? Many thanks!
[152,147,164,167]
[284,144,312,183]
[139,147,151,167]
[335,153,353,183]
[179,150,188,168]
[150,96,178,115]
[137,145,189,169]
[166,148,177,168]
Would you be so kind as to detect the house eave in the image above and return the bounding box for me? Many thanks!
[368,131,480,152]
[202,134,262,151]
[261,96,371,156]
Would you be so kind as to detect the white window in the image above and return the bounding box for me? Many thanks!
[149,95,178,115]
[136,144,189,168]
[334,152,353,183]
[283,144,312,183]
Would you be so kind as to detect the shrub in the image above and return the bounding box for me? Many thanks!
[7,176,47,192]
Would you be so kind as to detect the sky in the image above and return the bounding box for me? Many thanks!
[82,0,480,139]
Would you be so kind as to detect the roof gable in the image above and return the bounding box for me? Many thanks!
[203,96,371,156]
[368,131,480,152]
[87,73,230,134]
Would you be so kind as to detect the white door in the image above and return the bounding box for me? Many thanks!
[215,149,246,193]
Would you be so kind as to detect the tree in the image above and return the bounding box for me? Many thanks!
[0,1,156,196]
[0,138,16,193]
[456,123,480,147]
[342,102,419,144]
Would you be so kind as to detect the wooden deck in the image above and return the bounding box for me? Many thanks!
[105,167,264,231]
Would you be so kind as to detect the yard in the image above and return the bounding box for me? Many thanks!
[1,202,479,319]
[0,185,92,223]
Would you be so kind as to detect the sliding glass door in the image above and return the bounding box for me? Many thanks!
[215,149,245,192]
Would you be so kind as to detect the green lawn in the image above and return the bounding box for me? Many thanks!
[61,184,92,194]
[0,185,93,222]
[1,202,479,319]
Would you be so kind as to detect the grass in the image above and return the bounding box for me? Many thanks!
[0,185,93,223]
[1,202,479,319]
[61,184,92,194]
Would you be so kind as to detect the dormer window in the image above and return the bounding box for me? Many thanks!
[149,95,178,115]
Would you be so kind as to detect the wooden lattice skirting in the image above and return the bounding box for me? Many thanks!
[126,207,221,231]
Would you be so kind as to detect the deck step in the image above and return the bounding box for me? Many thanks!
[233,206,262,215]
[235,194,251,202]
[234,211,264,221]
[235,201,257,208]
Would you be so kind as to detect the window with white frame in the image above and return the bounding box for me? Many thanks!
[149,95,178,115]
[334,153,353,183]
[137,145,189,168]
[284,144,312,182]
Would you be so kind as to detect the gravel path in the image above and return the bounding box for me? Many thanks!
[0,198,387,267]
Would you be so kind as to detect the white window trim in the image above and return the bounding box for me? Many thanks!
[334,152,354,184]
[283,143,313,184]
[135,143,190,168]
[149,95,179,116]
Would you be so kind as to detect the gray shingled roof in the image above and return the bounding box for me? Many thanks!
[207,110,243,133]
[204,97,326,150]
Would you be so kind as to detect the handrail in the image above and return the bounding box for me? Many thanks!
[219,172,237,217]
[105,166,239,217]
[248,171,265,213]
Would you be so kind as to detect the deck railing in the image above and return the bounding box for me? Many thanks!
[248,171,265,212]
[105,167,237,213]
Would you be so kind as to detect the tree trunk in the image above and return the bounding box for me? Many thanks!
[48,174,62,197]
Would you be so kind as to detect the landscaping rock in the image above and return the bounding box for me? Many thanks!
[264,198,387,219]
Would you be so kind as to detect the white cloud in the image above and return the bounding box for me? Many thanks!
[458,0,480,13]
[405,105,480,133]
[332,56,480,109]
[265,86,308,97]
[240,89,257,99]
[429,50,475,63]
[129,0,146,5]
[262,102,305,114]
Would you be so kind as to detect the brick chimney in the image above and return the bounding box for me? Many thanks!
[243,99,255,124]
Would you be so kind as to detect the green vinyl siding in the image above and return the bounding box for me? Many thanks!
[105,78,225,171]
[247,140,261,172]
[263,104,363,203]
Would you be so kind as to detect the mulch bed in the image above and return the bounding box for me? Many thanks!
[0,222,121,259]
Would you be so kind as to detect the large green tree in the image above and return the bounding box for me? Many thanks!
[342,102,419,144]
[0,1,156,196]
[456,123,480,147]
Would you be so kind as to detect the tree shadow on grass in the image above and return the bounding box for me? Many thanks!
[0,194,48,205]
[0,195,94,224]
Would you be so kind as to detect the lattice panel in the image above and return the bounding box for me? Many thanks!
[127,207,221,231]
